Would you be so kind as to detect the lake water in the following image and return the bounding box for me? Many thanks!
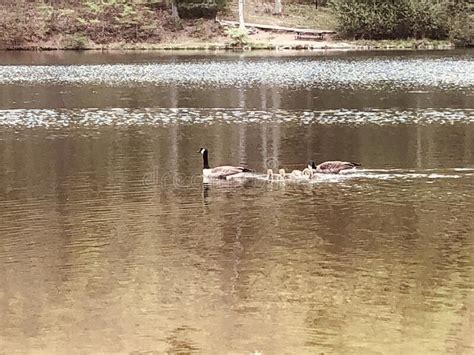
[0,50,473,354]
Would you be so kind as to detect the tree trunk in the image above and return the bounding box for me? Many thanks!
[274,0,282,15]
[171,0,179,20]
[238,0,245,30]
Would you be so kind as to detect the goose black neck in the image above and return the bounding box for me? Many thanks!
[202,150,210,169]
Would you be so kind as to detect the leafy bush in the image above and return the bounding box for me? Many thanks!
[225,27,249,47]
[330,0,470,42]
[406,0,449,39]
[62,34,88,49]
[177,0,229,19]
[445,1,474,46]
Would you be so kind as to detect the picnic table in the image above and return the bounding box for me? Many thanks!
[295,29,327,41]
[218,19,335,41]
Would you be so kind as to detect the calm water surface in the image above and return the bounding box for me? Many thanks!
[0,50,473,354]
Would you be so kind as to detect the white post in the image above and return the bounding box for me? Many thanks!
[238,0,245,30]
[171,0,179,20]
[274,0,282,15]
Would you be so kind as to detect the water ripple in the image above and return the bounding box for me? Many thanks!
[0,108,472,128]
[0,57,473,89]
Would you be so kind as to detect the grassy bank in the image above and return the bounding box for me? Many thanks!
[26,38,451,51]
[0,1,463,51]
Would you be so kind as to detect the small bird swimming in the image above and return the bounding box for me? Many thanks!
[267,168,314,181]
[266,168,287,181]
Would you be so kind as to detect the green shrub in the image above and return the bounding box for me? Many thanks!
[62,34,88,49]
[407,0,449,39]
[330,0,469,42]
[225,27,249,47]
[177,0,230,19]
[445,1,474,46]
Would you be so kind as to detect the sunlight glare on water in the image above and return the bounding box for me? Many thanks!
[0,108,473,128]
[0,56,473,90]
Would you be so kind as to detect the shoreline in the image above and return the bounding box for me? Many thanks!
[2,39,457,52]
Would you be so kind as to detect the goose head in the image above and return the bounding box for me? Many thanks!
[308,160,317,170]
[278,168,286,179]
[198,148,210,169]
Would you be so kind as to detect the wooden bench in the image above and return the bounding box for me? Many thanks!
[295,32,324,41]
[216,19,335,41]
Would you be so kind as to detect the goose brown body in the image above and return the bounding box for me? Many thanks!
[199,148,251,179]
[309,160,361,174]
[206,165,251,179]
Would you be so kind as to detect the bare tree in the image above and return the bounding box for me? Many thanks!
[238,0,245,29]
[167,0,179,20]
[274,0,282,15]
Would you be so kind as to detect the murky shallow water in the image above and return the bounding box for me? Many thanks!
[0,50,473,354]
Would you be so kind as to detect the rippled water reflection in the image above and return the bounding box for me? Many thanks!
[1,56,473,90]
[0,108,473,128]
[0,50,473,354]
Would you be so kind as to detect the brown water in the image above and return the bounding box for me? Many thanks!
[0,50,473,354]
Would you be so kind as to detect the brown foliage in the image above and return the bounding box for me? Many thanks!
[0,3,50,48]
[0,1,185,48]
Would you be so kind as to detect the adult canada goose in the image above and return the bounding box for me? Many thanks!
[308,159,361,174]
[199,148,251,179]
